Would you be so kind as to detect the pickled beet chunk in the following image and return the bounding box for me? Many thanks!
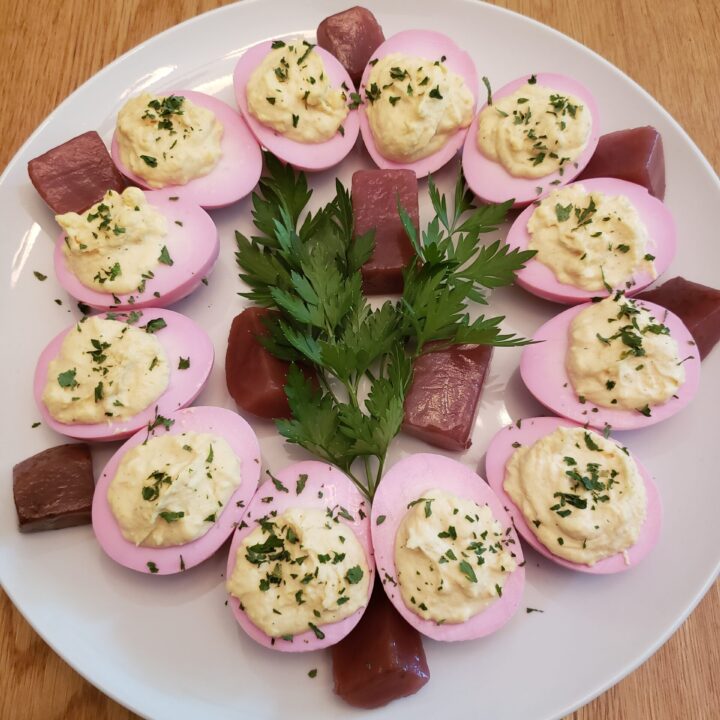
[577,126,666,199]
[636,276,720,360]
[27,130,127,215]
[13,444,95,533]
[403,342,493,451]
[332,580,429,708]
[317,6,385,86]
[352,169,418,294]
[226,307,296,419]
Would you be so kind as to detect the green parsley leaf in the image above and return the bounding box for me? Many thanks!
[158,246,174,266]
[143,318,167,334]
[345,566,364,585]
[459,560,477,583]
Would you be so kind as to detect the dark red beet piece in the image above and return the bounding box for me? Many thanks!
[13,444,95,532]
[403,342,493,451]
[636,276,720,360]
[352,169,417,294]
[226,307,297,419]
[27,131,127,215]
[332,579,429,708]
[577,126,666,199]
[317,6,385,86]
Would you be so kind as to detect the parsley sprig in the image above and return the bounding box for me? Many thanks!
[235,154,534,498]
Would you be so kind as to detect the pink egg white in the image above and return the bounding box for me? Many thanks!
[233,42,359,171]
[505,178,676,304]
[370,453,525,642]
[520,300,701,431]
[485,416,662,574]
[54,191,218,311]
[358,30,478,178]
[225,461,374,652]
[92,406,261,575]
[33,308,214,442]
[462,73,600,207]
[111,90,262,209]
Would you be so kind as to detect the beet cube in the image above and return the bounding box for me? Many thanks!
[577,126,666,199]
[636,276,720,360]
[403,342,493,450]
[332,580,429,708]
[28,130,127,215]
[352,169,417,294]
[317,6,385,86]
[13,444,95,532]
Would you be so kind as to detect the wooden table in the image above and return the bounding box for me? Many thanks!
[1,1,718,718]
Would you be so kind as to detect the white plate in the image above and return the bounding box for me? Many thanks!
[1,1,718,718]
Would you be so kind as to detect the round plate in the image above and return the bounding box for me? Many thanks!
[1,2,718,720]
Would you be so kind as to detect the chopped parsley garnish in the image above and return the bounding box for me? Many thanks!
[296,41,315,65]
[428,85,443,100]
[158,246,174,265]
[583,432,602,451]
[295,473,308,494]
[147,561,159,573]
[376,515,386,525]
[555,203,573,222]
[140,155,158,168]
[308,623,325,639]
[637,404,652,417]
[364,82,381,103]
[345,566,364,585]
[159,510,185,523]
[459,560,477,583]
[270,472,289,493]
[271,40,286,49]
[33,271,47,281]
[143,318,167,334]
[178,356,190,369]
[481,76,492,105]
[57,368,78,389]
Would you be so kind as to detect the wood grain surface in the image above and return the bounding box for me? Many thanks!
[1,1,718,719]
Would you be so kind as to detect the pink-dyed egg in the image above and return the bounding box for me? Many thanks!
[462,73,600,207]
[226,461,374,652]
[54,191,218,311]
[370,453,524,642]
[506,178,676,304]
[33,308,213,442]
[92,406,261,575]
[520,300,701,430]
[358,30,478,178]
[485,416,662,574]
[111,90,262,209]
[233,42,359,171]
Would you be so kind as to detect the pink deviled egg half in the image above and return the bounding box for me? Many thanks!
[485,416,662,574]
[462,73,600,207]
[358,30,478,178]
[33,308,214,442]
[54,191,218,311]
[520,300,701,431]
[370,453,525,642]
[92,406,261,575]
[111,90,262,209]
[225,461,374,652]
[233,41,359,171]
[506,178,677,304]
